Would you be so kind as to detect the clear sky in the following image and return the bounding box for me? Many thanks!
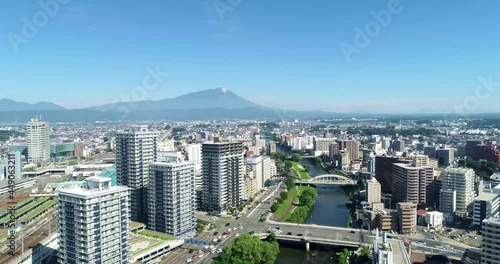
[1,0,500,113]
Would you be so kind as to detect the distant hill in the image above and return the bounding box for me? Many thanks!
[89,88,263,112]
[0,99,66,111]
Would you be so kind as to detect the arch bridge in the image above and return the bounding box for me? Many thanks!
[295,174,357,186]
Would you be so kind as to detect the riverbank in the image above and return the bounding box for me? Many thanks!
[284,186,317,223]
[291,161,311,180]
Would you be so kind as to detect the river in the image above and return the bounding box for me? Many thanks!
[275,156,351,263]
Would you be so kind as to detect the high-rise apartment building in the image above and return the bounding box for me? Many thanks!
[329,142,340,161]
[436,148,454,167]
[441,168,477,214]
[392,164,434,205]
[412,155,430,167]
[202,142,244,214]
[57,176,130,264]
[466,139,482,157]
[397,202,417,234]
[367,178,382,206]
[392,140,405,152]
[188,144,203,189]
[481,217,500,264]
[375,156,412,194]
[27,117,50,163]
[473,193,499,228]
[245,156,263,192]
[423,146,437,159]
[148,161,196,236]
[262,156,271,186]
[115,126,158,223]
[339,139,360,161]
[439,189,456,214]
[314,138,336,154]
[268,142,277,155]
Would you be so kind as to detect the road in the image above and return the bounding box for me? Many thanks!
[162,185,284,264]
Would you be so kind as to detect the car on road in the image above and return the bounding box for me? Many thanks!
[214,232,219,236]
[222,235,227,239]
[239,226,243,230]
[186,258,193,263]
[236,233,240,237]
[225,223,231,227]
[287,232,292,235]
[297,234,303,236]
[233,227,237,231]
[350,231,355,234]
[228,228,232,232]
[236,217,240,220]
[217,249,223,254]
[226,232,231,236]
[199,254,204,258]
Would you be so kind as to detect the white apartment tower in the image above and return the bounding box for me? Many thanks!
[57,176,130,264]
[367,178,382,206]
[188,144,203,189]
[27,117,50,163]
[115,126,158,223]
[148,161,196,236]
[245,156,263,192]
[481,217,500,264]
[202,142,244,214]
[441,168,477,214]
[262,156,272,185]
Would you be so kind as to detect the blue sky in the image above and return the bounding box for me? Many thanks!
[1,0,500,113]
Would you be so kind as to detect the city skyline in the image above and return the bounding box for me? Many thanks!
[2,1,500,113]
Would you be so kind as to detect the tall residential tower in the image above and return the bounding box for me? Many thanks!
[27,117,50,163]
[115,126,158,223]
[57,176,130,264]
[202,142,244,214]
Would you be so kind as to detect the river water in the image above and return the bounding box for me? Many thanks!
[275,157,351,263]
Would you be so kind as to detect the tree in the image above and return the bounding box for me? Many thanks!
[68,160,77,166]
[249,197,255,203]
[280,191,288,200]
[359,245,371,263]
[284,161,293,169]
[197,223,206,232]
[286,177,295,191]
[315,156,322,165]
[338,248,350,264]
[271,203,279,213]
[292,153,302,162]
[214,234,279,264]
[300,195,314,207]
[265,179,274,187]
[277,198,283,204]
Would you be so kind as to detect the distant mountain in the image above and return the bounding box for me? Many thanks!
[0,98,66,111]
[89,88,263,112]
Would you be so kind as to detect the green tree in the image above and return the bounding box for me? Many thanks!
[271,203,279,213]
[214,234,279,264]
[277,198,283,204]
[280,191,288,200]
[338,248,350,264]
[265,179,274,187]
[359,245,371,263]
[300,195,314,207]
[315,156,322,165]
[286,177,295,191]
[292,153,302,162]
[284,161,293,169]
[197,223,206,232]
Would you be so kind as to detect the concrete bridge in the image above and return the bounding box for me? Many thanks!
[295,174,357,186]
[258,222,367,251]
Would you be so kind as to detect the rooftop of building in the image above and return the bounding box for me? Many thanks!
[482,217,500,226]
[490,172,500,181]
[444,167,473,173]
[475,192,499,201]
[150,161,195,167]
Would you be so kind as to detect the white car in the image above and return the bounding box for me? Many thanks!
[217,249,223,254]
[210,245,215,249]
[222,235,227,239]
[228,228,232,232]
[235,233,240,237]
[186,259,193,263]
[233,227,237,231]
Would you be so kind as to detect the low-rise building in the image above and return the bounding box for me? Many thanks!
[425,211,444,228]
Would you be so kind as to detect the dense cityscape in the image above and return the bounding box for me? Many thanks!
[1,114,500,263]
